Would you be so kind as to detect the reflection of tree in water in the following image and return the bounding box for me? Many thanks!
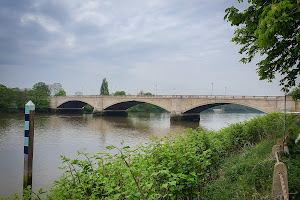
[0,114,25,138]
[170,120,199,132]
[90,113,199,137]
[56,114,91,127]
[89,115,148,133]
[34,114,53,130]
[0,116,11,131]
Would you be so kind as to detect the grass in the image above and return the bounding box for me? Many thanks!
[203,115,300,200]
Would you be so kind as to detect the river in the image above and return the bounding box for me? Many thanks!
[0,112,264,197]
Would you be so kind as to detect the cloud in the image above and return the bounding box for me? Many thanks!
[20,13,61,33]
[0,0,286,96]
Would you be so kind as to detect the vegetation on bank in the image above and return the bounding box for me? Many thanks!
[290,84,300,101]
[203,104,263,113]
[128,103,167,113]
[5,113,299,199]
[0,82,66,113]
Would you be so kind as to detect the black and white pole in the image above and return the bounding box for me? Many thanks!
[23,101,35,189]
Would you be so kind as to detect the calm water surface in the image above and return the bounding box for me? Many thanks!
[0,112,264,197]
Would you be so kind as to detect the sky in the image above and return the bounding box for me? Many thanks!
[0,0,288,96]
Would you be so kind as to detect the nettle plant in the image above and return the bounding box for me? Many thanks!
[47,129,216,200]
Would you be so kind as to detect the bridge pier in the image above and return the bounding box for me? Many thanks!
[170,113,200,122]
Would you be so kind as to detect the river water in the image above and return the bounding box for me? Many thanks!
[0,112,264,197]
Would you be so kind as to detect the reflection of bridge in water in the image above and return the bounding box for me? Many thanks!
[50,95,299,122]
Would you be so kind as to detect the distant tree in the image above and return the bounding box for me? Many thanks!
[128,103,167,112]
[27,89,50,111]
[0,83,51,111]
[144,92,153,96]
[83,104,94,112]
[49,83,63,96]
[290,84,300,101]
[138,90,153,96]
[55,89,67,96]
[33,82,50,95]
[28,82,51,111]
[0,84,10,109]
[225,0,300,91]
[100,78,109,95]
[114,91,126,96]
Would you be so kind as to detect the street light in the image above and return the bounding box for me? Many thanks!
[211,83,213,96]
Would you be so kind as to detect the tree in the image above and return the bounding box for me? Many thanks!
[290,84,300,100]
[55,89,67,96]
[225,0,300,91]
[33,82,50,95]
[114,91,126,96]
[27,89,50,111]
[49,83,63,96]
[138,90,153,96]
[100,78,109,95]
[28,82,51,111]
[0,84,10,109]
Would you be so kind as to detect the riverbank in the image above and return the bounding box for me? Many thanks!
[2,113,297,199]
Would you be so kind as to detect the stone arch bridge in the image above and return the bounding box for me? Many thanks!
[50,95,299,121]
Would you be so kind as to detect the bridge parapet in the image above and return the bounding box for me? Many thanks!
[54,95,285,99]
[50,95,297,120]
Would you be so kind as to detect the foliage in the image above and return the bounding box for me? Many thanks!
[0,84,10,109]
[204,115,300,200]
[203,103,263,113]
[138,90,153,96]
[2,186,46,200]
[12,113,298,200]
[83,104,94,112]
[114,91,126,96]
[128,103,167,113]
[0,83,50,112]
[0,84,28,111]
[49,83,66,96]
[203,141,275,199]
[225,0,300,91]
[100,78,109,95]
[290,84,300,100]
[54,89,66,96]
[33,82,50,95]
[281,119,300,200]
[26,89,50,112]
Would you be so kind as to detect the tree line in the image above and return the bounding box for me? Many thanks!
[0,82,66,112]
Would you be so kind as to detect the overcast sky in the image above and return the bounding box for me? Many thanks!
[0,0,287,96]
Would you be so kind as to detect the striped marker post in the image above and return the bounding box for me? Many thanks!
[23,101,35,189]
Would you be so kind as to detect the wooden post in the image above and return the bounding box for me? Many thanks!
[272,162,289,199]
[23,101,35,190]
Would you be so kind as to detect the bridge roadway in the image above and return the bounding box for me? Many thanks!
[50,95,299,122]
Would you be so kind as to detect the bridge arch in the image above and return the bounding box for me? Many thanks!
[182,102,268,114]
[57,100,93,109]
[103,100,170,112]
